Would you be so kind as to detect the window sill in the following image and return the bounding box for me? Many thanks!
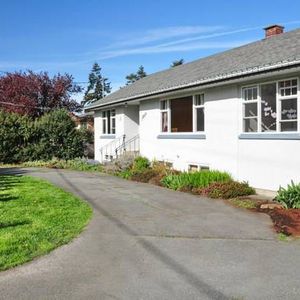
[157,133,206,139]
[100,134,116,139]
[239,133,300,140]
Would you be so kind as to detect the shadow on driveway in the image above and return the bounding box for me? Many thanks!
[56,169,230,300]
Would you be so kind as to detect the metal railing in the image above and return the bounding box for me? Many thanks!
[115,134,140,159]
[100,134,126,162]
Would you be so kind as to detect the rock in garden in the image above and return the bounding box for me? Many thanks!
[260,203,283,210]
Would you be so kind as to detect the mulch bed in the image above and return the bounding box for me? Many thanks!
[258,208,300,237]
[229,197,300,237]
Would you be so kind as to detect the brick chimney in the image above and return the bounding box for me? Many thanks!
[264,24,284,38]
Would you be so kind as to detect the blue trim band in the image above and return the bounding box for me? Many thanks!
[100,134,116,139]
[157,134,206,139]
[239,133,300,140]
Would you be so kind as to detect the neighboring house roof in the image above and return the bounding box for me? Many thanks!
[86,28,300,110]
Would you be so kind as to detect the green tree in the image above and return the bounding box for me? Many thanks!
[126,65,147,85]
[83,63,111,106]
[170,59,184,68]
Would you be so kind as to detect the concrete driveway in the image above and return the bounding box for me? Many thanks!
[0,168,300,300]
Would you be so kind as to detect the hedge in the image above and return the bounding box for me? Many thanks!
[0,109,89,163]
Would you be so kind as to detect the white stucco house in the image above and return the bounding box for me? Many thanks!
[86,25,300,191]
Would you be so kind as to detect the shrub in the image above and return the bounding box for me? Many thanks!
[118,169,134,179]
[21,158,103,172]
[0,109,88,163]
[34,109,85,160]
[0,111,33,163]
[102,155,135,175]
[275,181,300,209]
[198,181,255,199]
[132,156,150,172]
[151,161,179,176]
[131,169,159,183]
[161,170,232,190]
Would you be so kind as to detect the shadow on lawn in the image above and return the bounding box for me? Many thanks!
[0,168,30,176]
[0,220,32,229]
[0,168,30,193]
[0,170,32,230]
[0,176,19,202]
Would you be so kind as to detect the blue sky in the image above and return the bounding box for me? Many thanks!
[1,0,300,99]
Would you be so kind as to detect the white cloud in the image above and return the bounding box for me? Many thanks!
[111,25,225,47]
[96,40,251,60]
[88,26,263,60]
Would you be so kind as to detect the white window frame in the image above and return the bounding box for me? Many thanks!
[102,109,116,134]
[278,79,299,132]
[159,93,205,133]
[193,94,205,132]
[110,110,116,134]
[242,85,259,133]
[160,100,170,132]
[241,78,299,133]
[102,111,108,134]
[188,164,210,172]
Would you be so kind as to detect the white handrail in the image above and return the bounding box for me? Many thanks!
[115,134,140,158]
[100,134,126,161]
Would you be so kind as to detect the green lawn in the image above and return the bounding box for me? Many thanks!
[0,175,92,271]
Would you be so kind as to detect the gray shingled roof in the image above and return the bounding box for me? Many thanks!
[87,28,300,110]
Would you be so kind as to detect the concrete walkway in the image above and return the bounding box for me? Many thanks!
[0,168,300,300]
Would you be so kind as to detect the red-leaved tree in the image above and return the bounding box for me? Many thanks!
[0,71,82,117]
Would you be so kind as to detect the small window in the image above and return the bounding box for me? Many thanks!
[280,98,298,132]
[279,79,298,97]
[194,94,205,132]
[188,164,209,172]
[278,79,298,132]
[111,117,116,134]
[242,86,258,132]
[102,109,116,134]
[160,100,169,132]
[188,164,199,172]
[200,165,210,171]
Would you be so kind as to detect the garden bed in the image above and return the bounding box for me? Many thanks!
[258,207,300,237]
[228,197,300,238]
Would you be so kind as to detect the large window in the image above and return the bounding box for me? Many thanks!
[160,94,205,133]
[102,109,116,134]
[261,83,277,132]
[170,96,193,132]
[242,78,299,133]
